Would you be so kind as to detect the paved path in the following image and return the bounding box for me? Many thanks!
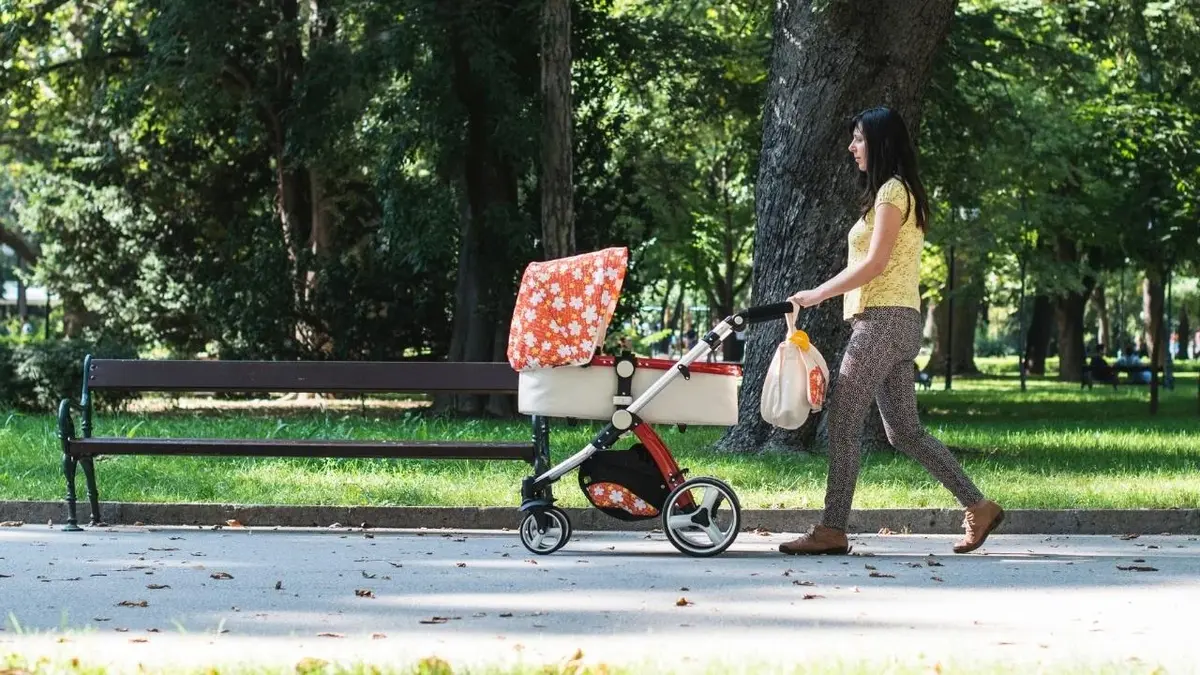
[1,524,1197,673]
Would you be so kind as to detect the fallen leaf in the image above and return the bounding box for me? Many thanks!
[129,638,148,643]
[878,527,895,535]
[802,594,824,600]
[1117,565,1158,572]
[364,533,375,539]
[792,580,815,586]
[275,581,283,590]
[456,562,466,568]
[1133,558,1146,563]
[869,571,895,578]
[117,600,148,608]
[115,628,129,632]
[93,617,111,622]
[148,548,178,552]
[499,612,514,618]
[926,558,943,567]
[371,633,387,640]
[752,527,772,536]
[1148,545,1159,549]
[1119,533,1141,540]
[147,628,160,633]
[420,617,449,624]
[226,520,244,528]
[864,564,877,570]
[932,576,945,583]
[387,562,403,568]
[906,563,923,568]
[355,589,375,598]
[317,632,344,638]
[361,571,377,579]
[0,521,23,527]
[675,597,692,606]
[210,572,234,580]
[680,586,690,591]
[146,584,170,590]
[525,559,539,565]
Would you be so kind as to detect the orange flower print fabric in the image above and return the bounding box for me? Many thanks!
[586,482,659,517]
[507,247,628,371]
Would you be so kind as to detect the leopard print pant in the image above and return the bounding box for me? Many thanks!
[821,307,985,530]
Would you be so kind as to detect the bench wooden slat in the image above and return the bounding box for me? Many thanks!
[67,437,533,461]
[86,360,519,394]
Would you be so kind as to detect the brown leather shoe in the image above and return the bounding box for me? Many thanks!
[779,525,850,555]
[953,499,1005,554]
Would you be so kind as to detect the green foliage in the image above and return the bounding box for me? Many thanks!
[7,338,139,412]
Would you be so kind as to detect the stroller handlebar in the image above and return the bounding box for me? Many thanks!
[736,301,796,324]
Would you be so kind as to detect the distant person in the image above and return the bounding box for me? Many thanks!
[1088,344,1114,384]
[1117,343,1150,384]
[780,106,1002,556]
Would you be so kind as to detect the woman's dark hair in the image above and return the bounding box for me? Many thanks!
[850,106,930,232]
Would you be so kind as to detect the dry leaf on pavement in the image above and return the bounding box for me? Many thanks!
[675,597,692,606]
[355,589,375,598]
[210,572,234,580]
[117,600,148,608]
[869,571,895,578]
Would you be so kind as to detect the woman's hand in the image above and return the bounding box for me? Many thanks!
[788,289,824,308]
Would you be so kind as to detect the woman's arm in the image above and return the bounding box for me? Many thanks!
[790,203,905,308]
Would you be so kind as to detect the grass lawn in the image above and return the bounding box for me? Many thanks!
[1,357,1197,510]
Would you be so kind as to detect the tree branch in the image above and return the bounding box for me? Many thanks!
[0,224,40,264]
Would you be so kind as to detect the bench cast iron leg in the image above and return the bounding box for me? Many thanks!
[80,458,103,526]
[62,455,82,532]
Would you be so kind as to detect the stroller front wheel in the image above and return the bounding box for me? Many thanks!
[662,477,741,557]
[519,507,572,555]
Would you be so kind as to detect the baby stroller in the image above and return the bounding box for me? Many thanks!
[507,247,794,557]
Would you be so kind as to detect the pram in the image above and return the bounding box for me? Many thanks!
[507,247,795,557]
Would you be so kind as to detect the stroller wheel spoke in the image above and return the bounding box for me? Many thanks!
[668,514,697,531]
[703,523,725,546]
[700,485,722,512]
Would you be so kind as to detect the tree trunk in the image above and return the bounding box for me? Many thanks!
[1144,271,1165,367]
[1091,282,1111,353]
[720,0,958,453]
[1052,237,1095,382]
[539,0,574,261]
[925,250,982,376]
[1025,295,1053,375]
[442,0,526,415]
[1178,305,1190,361]
[0,225,39,266]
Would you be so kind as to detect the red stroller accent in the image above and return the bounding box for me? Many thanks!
[507,248,794,557]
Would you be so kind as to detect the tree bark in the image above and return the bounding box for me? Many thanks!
[539,0,574,261]
[1144,271,1165,367]
[720,0,959,453]
[1052,237,1095,382]
[1024,295,1053,375]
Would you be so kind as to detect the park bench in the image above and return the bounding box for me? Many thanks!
[56,356,548,531]
[1080,362,1164,390]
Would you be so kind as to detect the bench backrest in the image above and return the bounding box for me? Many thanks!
[85,359,519,394]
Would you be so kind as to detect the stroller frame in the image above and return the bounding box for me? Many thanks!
[517,301,796,557]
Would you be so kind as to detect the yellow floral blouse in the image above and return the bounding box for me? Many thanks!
[842,177,923,321]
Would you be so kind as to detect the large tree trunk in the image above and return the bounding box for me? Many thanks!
[442,0,526,416]
[1024,295,1053,375]
[1053,237,1095,382]
[1144,271,1165,367]
[539,0,574,261]
[0,225,39,265]
[720,0,958,453]
[925,249,982,376]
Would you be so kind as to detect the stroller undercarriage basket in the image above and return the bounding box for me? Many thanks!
[579,444,672,521]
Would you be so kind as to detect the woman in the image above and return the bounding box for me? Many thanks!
[779,106,1004,556]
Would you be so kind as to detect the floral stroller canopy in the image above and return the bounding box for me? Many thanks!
[507,247,628,371]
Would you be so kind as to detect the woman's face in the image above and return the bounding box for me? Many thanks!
[848,125,867,172]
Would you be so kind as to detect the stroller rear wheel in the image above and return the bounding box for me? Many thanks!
[519,506,572,555]
[662,477,741,557]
